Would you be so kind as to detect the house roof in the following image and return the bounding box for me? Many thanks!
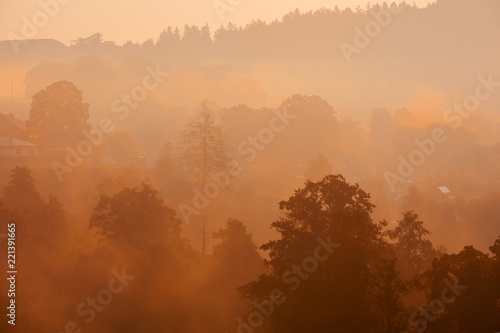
[0,113,27,132]
[0,137,37,147]
[438,186,451,194]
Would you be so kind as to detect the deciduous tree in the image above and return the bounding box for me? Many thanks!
[26,81,90,144]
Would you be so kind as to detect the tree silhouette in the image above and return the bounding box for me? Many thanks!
[3,166,44,212]
[277,95,338,165]
[0,167,68,332]
[241,175,404,332]
[89,183,188,263]
[490,237,500,260]
[178,100,230,253]
[303,153,332,181]
[191,219,264,333]
[420,244,500,332]
[387,211,439,280]
[368,258,410,333]
[26,81,90,144]
[178,100,230,184]
[2,166,67,246]
[211,218,263,278]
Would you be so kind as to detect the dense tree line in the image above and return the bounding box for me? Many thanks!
[22,79,500,255]
[60,0,498,70]
[0,167,498,332]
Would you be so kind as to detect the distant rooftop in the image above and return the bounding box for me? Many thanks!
[0,113,27,131]
[438,186,451,194]
[0,137,36,147]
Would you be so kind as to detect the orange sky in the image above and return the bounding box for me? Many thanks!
[1,0,434,45]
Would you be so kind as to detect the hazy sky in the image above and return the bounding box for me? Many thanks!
[1,0,434,45]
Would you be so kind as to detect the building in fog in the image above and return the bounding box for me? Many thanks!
[0,137,38,157]
[0,112,29,140]
[424,185,457,202]
[0,112,38,157]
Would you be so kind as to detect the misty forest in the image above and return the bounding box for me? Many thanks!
[0,0,500,332]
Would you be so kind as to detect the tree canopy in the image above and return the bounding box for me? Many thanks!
[26,80,90,143]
